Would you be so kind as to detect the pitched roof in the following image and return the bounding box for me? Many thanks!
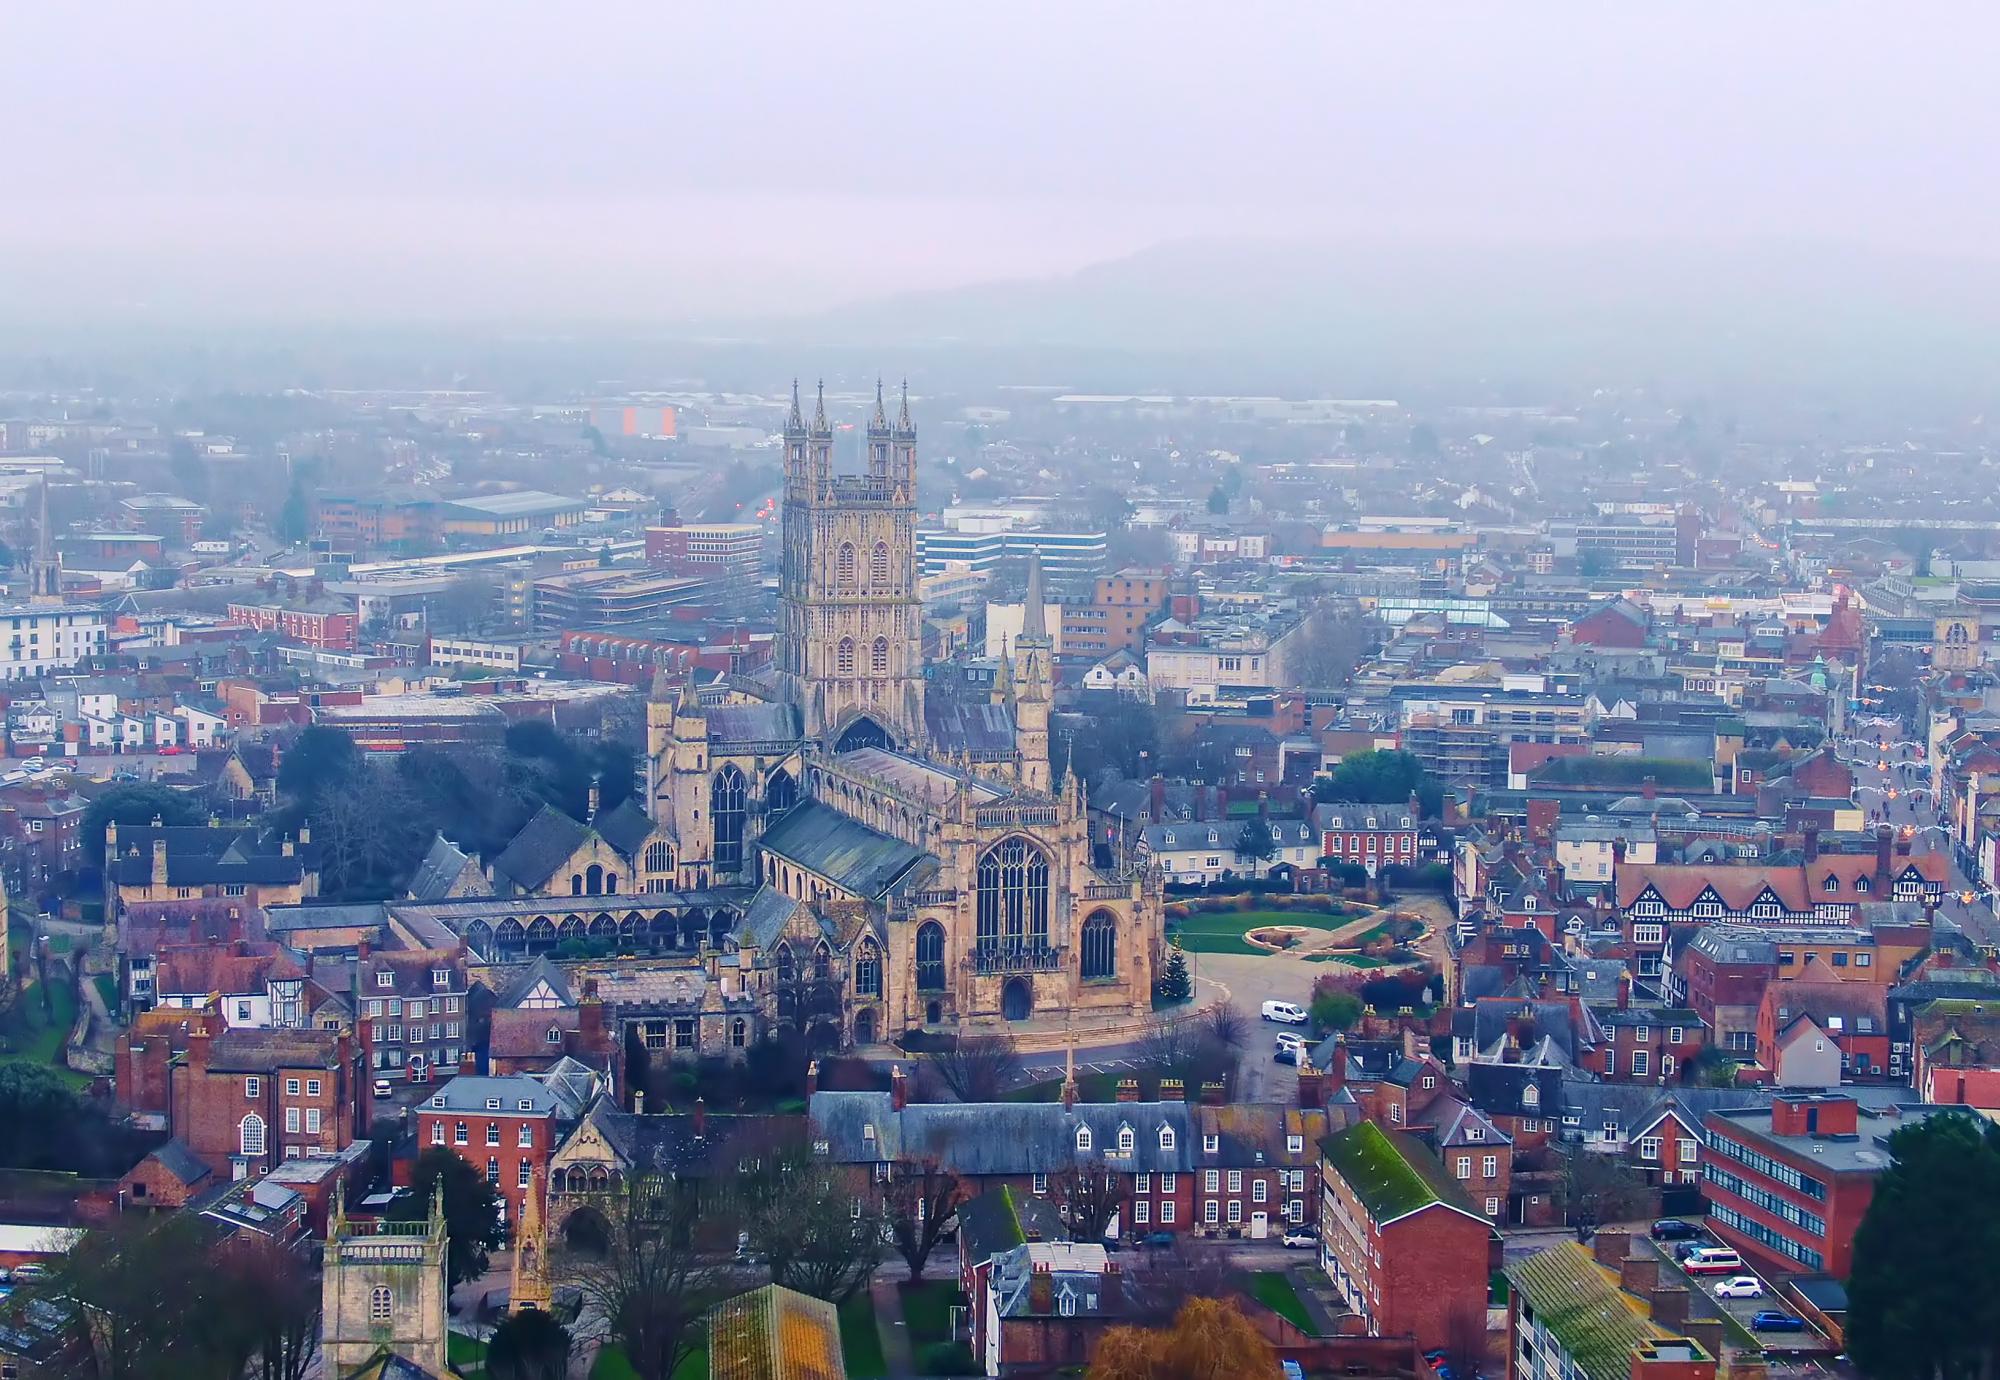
[758,801,935,901]
[808,1092,1196,1174]
[1615,862,1809,912]
[1320,1121,1476,1225]
[1505,1241,1675,1380]
[706,702,802,747]
[593,797,656,857]
[495,955,575,1009]
[406,833,490,902]
[489,804,591,891]
[957,1186,1067,1266]
[708,1283,845,1380]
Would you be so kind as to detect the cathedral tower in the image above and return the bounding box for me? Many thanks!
[320,1182,450,1377]
[774,379,926,752]
[28,479,61,606]
[1012,551,1053,794]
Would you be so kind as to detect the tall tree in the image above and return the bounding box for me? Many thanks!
[391,1147,509,1289]
[218,1234,321,1380]
[1314,748,1441,817]
[737,1138,882,1303]
[1848,1112,2000,1380]
[81,783,207,868]
[1232,818,1277,873]
[568,1177,725,1380]
[487,1307,574,1380]
[929,1032,1022,1103]
[884,1156,969,1281]
[1050,1156,1131,1243]
[1090,1297,1276,1380]
[276,724,364,802]
[46,1213,244,1380]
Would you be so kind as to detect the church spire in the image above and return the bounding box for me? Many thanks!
[991,634,1013,704]
[811,379,829,435]
[1021,550,1048,644]
[870,377,888,433]
[786,378,805,436]
[896,378,913,435]
[28,478,61,606]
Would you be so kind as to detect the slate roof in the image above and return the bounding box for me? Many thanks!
[925,699,1019,756]
[406,833,490,901]
[957,1186,1066,1267]
[991,1241,1119,1320]
[808,1092,1196,1174]
[490,804,591,892]
[1320,1121,1475,1225]
[594,798,656,857]
[707,702,802,746]
[741,886,805,949]
[107,824,313,889]
[1506,1241,1675,1380]
[495,955,575,1009]
[758,802,936,901]
[147,1138,214,1188]
[584,1107,798,1177]
[421,1075,559,1117]
[202,1028,346,1073]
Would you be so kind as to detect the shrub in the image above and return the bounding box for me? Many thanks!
[921,1342,977,1375]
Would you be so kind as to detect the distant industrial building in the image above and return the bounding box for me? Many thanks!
[915,528,1105,577]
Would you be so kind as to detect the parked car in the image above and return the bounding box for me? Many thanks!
[1752,1312,1807,1333]
[1714,1276,1765,1299]
[1261,1000,1308,1025]
[1280,1228,1316,1250]
[1273,1032,1307,1062]
[1650,1218,1701,1241]
[1134,1232,1176,1250]
[1682,1247,1745,1275]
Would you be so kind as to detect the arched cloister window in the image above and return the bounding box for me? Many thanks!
[977,837,1050,953]
[766,768,797,818]
[1081,909,1118,980]
[645,840,673,873]
[775,942,796,985]
[711,765,747,870]
[872,637,890,675]
[586,863,604,895]
[813,942,832,981]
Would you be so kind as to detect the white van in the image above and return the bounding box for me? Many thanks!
[1261,1000,1308,1025]
[1682,1247,1744,1275]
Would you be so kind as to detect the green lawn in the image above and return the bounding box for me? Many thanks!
[839,1293,887,1380]
[0,976,83,1085]
[1169,908,1357,955]
[448,1332,488,1377]
[591,1343,707,1380]
[900,1279,965,1345]
[1248,1271,1316,1334]
[92,975,118,1012]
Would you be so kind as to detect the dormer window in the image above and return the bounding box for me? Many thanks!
[429,1094,446,1108]
[1076,1126,1093,1152]
[1203,1134,1219,1154]
[1469,1127,1485,1141]
[1523,897,1536,911]
[1855,875,1870,893]
[517,1099,533,1111]
[1522,1084,1540,1109]
[1823,875,1840,894]
[1117,1125,1135,1153]
[547,1026,562,1044]
[1159,1126,1176,1151]
[1287,1135,1303,1155]
[485,1098,501,1111]
[431,968,452,988]
[862,1123,876,1143]
[375,971,394,989]
[1207,830,1219,845]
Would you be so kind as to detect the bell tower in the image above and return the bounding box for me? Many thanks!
[775,378,927,752]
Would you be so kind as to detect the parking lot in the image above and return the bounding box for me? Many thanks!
[1639,1226,1839,1359]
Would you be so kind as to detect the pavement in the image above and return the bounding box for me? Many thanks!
[1836,721,2000,945]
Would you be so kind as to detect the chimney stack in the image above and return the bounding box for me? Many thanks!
[890,1064,908,1111]
[1641,775,1658,802]
[1648,1283,1691,1327]
[1116,1078,1142,1103]
[1591,1226,1631,1269]
[1150,774,1166,823]
[1297,1066,1325,1110]
[1200,1080,1226,1106]
[1157,1078,1184,1102]
[693,1096,707,1136]
[1325,1034,1347,1092]
[1802,823,1821,861]
[633,1088,645,1115]
[460,1047,477,1075]
[151,837,169,887]
[805,1060,820,1096]
[1876,824,1894,886]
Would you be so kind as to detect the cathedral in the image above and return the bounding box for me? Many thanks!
[642,381,1162,1041]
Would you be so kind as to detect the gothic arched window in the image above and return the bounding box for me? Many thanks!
[977,837,1050,953]
[711,765,747,870]
[774,942,796,985]
[871,637,889,675]
[645,840,673,873]
[240,1113,266,1157]
[766,767,797,818]
[837,543,857,585]
[837,638,856,676]
[871,541,891,587]
[854,940,881,998]
[814,942,832,981]
[916,921,946,991]
[1080,909,1118,980]
[371,1287,393,1321]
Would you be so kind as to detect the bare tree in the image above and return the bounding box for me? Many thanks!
[736,1137,883,1304]
[1560,1148,1654,1231]
[1050,1156,1132,1243]
[1200,1003,1248,1050]
[1124,1237,1238,1325]
[884,1156,970,1281]
[929,1032,1022,1103]
[568,1178,728,1380]
[220,1235,321,1380]
[1135,1014,1239,1098]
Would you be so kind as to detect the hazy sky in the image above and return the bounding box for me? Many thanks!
[4,3,1997,326]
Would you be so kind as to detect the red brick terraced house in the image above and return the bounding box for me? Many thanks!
[159,1020,365,1178]
[1318,1120,1494,1361]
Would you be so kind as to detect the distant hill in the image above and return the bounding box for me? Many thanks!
[770,237,2000,400]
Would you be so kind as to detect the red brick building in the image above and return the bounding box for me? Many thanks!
[1315,802,1420,873]
[1318,1121,1492,1359]
[151,1021,365,1177]
[1061,569,1171,657]
[1597,1009,1706,1086]
[1701,1094,1947,1278]
[1755,958,1890,1080]
[355,942,471,1097]
[225,598,359,651]
[413,1074,560,1228]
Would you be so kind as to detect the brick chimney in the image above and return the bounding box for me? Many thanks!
[1802,823,1820,861]
[151,837,169,887]
[1156,1078,1184,1102]
[1620,1254,1659,1298]
[1648,1283,1690,1327]
[282,835,295,858]
[460,1047,477,1075]
[1150,775,1166,822]
[1612,837,1627,866]
[1876,824,1894,887]
[805,1060,820,1096]
[579,991,605,1050]
[1199,1080,1226,1106]
[1641,775,1658,802]
[1116,1077,1142,1103]
[890,1064,907,1111]
[1591,1226,1632,1269]
[1683,1318,1724,1364]
[188,1021,211,1074]
[693,1096,707,1136]
[1325,1034,1347,1092]
[1297,1066,1325,1109]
